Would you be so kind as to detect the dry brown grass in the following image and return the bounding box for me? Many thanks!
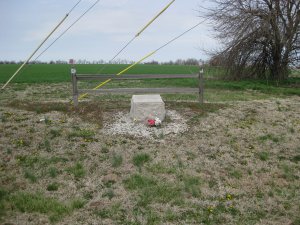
[0,83,299,225]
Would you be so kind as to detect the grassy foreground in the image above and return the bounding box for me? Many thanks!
[0,64,299,224]
[0,95,299,224]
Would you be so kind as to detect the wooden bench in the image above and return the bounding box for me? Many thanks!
[71,70,204,106]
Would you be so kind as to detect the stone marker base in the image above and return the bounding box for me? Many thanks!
[130,95,166,122]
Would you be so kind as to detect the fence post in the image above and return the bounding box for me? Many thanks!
[71,67,78,106]
[198,68,204,104]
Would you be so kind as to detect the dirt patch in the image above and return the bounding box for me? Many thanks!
[5,100,105,127]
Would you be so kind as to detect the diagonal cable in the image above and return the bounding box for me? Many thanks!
[68,0,82,14]
[33,0,102,62]
[95,0,176,74]
[1,0,83,89]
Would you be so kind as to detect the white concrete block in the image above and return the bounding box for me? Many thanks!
[130,95,166,122]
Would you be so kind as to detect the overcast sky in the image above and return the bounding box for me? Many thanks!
[0,0,219,63]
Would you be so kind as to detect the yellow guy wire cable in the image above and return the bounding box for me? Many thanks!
[78,51,156,100]
[1,14,69,90]
[135,0,175,37]
[1,0,82,90]
[95,0,176,75]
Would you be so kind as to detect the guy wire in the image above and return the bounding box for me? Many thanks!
[95,0,176,74]
[1,0,85,89]
[33,0,102,61]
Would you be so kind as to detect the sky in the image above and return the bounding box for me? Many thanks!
[0,0,219,63]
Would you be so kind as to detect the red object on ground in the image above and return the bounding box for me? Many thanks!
[148,119,156,126]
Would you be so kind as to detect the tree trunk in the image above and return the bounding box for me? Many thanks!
[270,62,289,83]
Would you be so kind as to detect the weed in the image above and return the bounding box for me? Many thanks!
[38,139,51,152]
[256,190,264,199]
[292,217,300,225]
[66,162,86,179]
[29,127,35,133]
[240,160,248,165]
[268,190,274,197]
[49,167,58,178]
[144,209,161,225]
[291,155,300,163]
[47,182,59,191]
[6,149,12,154]
[94,203,126,221]
[258,134,280,143]
[99,154,109,162]
[158,132,165,139]
[103,180,116,188]
[181,175,202,197]
[281,164,296,181]
[44,117,52,125]
[133,153,151,169]
[45,139,51,152]
[146,163,176,174]
[137,145,144,150]
[16,155,39,168]
[173,154,185,169]
[124,174,157,190]
[1,115,7,122]
[208,179,217,188]
[11,192,70,222]
[186,151,197,161]
[124,174,182,207]
[289,127,295,133]
[95,208,111,219]
[165,209,180,221]
[102,189,115,200]
[15,138,30,147]
[111,154,123,168]
[257,151,269,161]
[83,191,93,200]
[101,146,109,153]
[70,199,86,210]
[137,183,183,207]
[50,129,62,139]
[245,166,254,176]
[68,128,95,142]
[229,169,243,179]
[0,188,9,218]
[24,170,37,183]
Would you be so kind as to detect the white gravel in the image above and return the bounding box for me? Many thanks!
[103,110,188,139]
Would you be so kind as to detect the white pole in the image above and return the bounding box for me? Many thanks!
[1,13,69,90]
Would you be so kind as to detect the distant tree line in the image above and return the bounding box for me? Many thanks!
[145,58,204,66]
[0,58,204,66]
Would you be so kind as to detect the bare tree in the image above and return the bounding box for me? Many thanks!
[202,0,300,81]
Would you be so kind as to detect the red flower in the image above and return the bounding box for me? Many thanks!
[147,119,156,126]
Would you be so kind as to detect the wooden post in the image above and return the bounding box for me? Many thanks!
[198,68,204,104]
[71,68,78,106]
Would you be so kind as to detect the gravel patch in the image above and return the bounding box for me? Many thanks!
[103,110,188,139]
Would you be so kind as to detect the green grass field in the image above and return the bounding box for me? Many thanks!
[0,64,199,83]
[0,64,299,96]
